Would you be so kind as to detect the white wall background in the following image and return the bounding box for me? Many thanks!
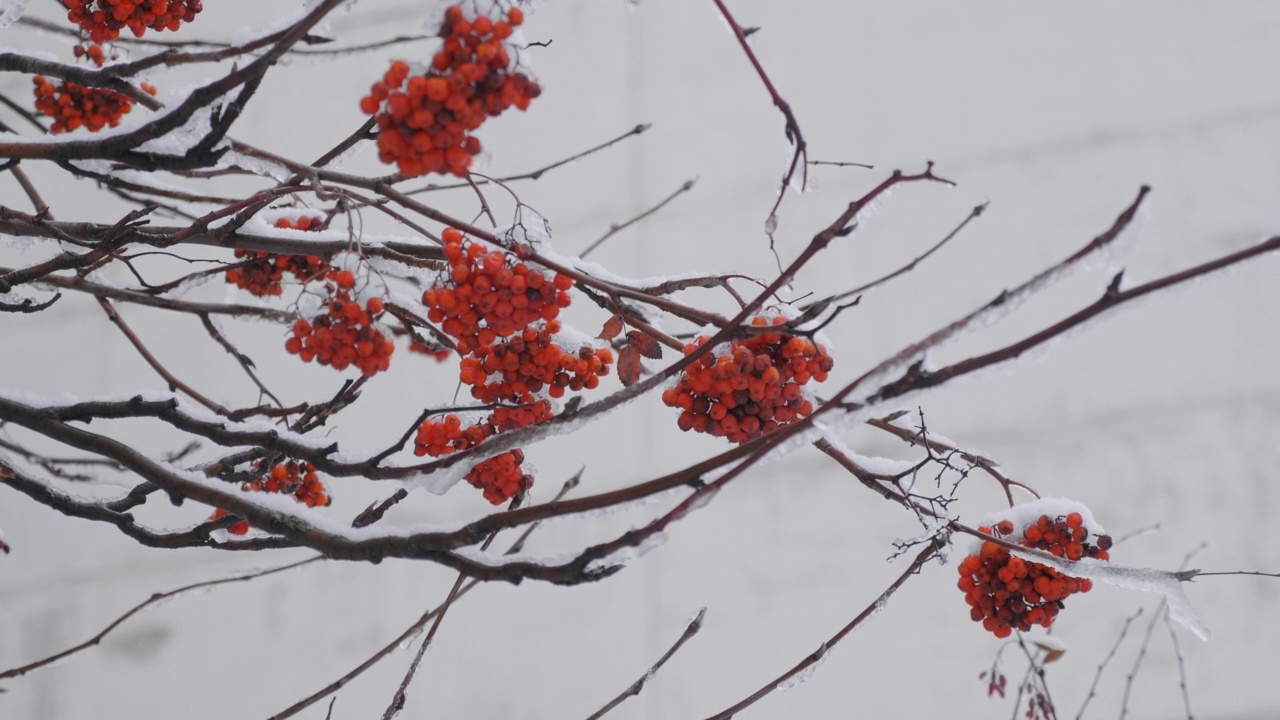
[2,1,1279,718]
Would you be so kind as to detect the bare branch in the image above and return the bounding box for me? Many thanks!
[0,556,320,680]
[705,540,942,719]
[585,608,706,720]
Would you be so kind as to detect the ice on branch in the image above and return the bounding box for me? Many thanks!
[1014,547,1210,641]
[976,497,1209,640]
[975,497,1107,549]
[0,0,29,29]
[584,531,668,573]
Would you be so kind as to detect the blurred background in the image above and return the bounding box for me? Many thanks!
[2,1,1279,718]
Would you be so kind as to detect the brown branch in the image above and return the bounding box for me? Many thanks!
[1074,608,1144,720]
[402,124,652,194]
[705,540,942,719]
[381,514,513,720]
[0,0,348,170]
[863,232,1280,407]
[266,475,580,720]
[97,297,231,417]
[0,264,291,321]
[709,0,808,233]
[808,201,988,308]
[865,414,1035,506]
[580,178,696,258]
[584,608,706,720]
[198,313,287,410]
[0,461,293,551]
[0,555,320,680]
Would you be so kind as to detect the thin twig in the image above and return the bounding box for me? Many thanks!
[1165,613,1193,720]
[708,0,808,237]
[0,556,321,680]
[402,124,651,195]
[808,201,988,308]
[584,608,707,720]
[97,297,231,417]
[704,540,941,719]
[580,179,696,259]
[1074,608,1143,720]
[265,473,581,720]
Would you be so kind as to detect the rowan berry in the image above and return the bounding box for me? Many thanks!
[32,76,135,134]
[360,3,541,177]
[460,319,612,404]
[958,512,1112,637]
[413,413,493,457]
[73,42,116,67]
[287,278,395,377]
[466,449,533,505]
[422,229,572,354]
[65,0,204,44]
[225,218,328,296]
[662,313,833,443]
[208,460,330,535]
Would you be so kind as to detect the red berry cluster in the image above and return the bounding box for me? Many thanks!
[360,4,541,177]
[411,228,600,504]
[414,413,494,457]
[412,396,554,458]
[466,449,532,505]
[423,228,572,354]
[662,315,833,443]
[209,460,330,536]
[458,319,613,404]
[958,513,1112,638]
[64,0,203,44]
[32,76,153,133]
[73,42,116,67]
[286,275,395,377]
[225,217,328,296]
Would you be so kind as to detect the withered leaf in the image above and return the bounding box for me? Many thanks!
[626,330,663,359]
[618,344,642,386]
[598,314,625,341]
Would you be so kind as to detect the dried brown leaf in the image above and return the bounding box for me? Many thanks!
[598,315,625,341]
[626,330,663,359]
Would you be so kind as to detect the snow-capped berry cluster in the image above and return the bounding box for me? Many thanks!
[459,319,613,404]
[466,449,532,505]
[65,0,204,44]
[285,275,395,377]
[661,315,833,443]
[360,4,541,177]
[422,228,572,354]
[958,512,1112,638]
[209,460,330,536]
[31,76,153,133]
[225,217,329,296]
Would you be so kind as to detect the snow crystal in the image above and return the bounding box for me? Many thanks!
[0,0,28,29]
[973,496,1108,551]
[452,543,580,571]
[220,151,293,183]
[1012,549,1210,641]
[1024,633,1066,654]
[817,433,920,488]
[584,531,668,573]
[562,485,687,522]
